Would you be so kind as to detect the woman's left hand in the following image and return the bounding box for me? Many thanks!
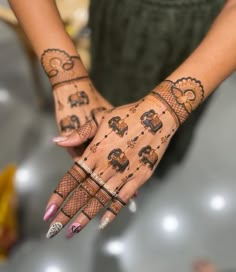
[44,94,178,239]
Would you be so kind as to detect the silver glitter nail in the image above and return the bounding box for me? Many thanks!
[128,198,137,213]
[99,218,110,230]
[46,222,63,239]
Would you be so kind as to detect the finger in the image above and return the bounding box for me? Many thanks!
[46,173,102,239]
[99,180,139,230]
[65,178,121,238]
[53,119,97,147]
[43,163,88,222]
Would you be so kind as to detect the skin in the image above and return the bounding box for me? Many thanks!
[8,0,236,237]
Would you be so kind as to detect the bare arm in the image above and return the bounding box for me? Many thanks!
[8,0,78,57]
[166,0,236,102]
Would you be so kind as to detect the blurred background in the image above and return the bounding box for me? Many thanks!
[0,0,236,272]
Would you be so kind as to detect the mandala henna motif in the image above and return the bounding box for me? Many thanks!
[151,78,204,125]
[138,145,158,170]
[41,48,88,88]
[140,110,163,134]
[60,115,80,132]
[172,77,204,113]
[108,116,128,137]
[68,90,89,107]
[107,148,129,173]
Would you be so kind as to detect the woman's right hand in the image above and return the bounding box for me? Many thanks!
[41,48,113,160]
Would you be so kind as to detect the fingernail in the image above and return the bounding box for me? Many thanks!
[66,223,82,238]
[128,198,137,213]
[43,204,58,221]
[52,136,68,143]
[99,217,110,230]
[46,222,63,239]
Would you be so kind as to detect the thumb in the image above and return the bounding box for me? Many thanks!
[53,119,98,147]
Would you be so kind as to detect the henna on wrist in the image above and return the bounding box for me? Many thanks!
[41,48,89,88]
[150,77,205,126]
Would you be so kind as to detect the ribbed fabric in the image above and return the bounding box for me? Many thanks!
[88,0,225,176]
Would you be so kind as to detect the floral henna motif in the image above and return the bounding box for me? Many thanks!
[140,110,163,134]
[151,78,204,125]
[173,77,204,113]
[107,148,129,173]
[41,48,88,88]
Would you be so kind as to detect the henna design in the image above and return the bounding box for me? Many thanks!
[41,48,89,88]
[81,177,100,196]
[108,197,126,215]
[107,148,129,173]
[95,190,111,206]
[68,87,89,108]
[108,116,128,137]
[138,145,158,170]
[76,120,95,142]
[151,78,204,125]
[54,164,87,199]
[173,77,204,113]
[61,186,90,219]
[140,110,163,134]
[60,115,80,132]
[82,198,104,219]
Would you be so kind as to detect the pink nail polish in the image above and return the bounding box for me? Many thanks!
[52,136,68,143]
[43,204,58,221]
[66,223,82,238]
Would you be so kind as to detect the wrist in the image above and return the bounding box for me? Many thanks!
[149,78,205,127]
[41,48,89,89]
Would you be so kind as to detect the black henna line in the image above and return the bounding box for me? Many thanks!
[75,161,91,175]
[68,171,81,185]
[151,78,204,124]
[82,210,92,220]
[54,190,64,199]
[61,208,73,219]
[114,195,126,206]
[107,207,118,216]
[41,48,89,89]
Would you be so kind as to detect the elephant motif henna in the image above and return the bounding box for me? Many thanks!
[60,115,80,132]
[138,145,158,170]
[68,89,89,108]
[108,116,128,137]
[140,110,163,134]
[107,148,129,173]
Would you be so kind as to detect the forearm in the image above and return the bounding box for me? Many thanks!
[8,0,77,57]
[152,1,236,126]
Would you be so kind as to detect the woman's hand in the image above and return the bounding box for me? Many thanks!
[44,91,178,239]
[41,48,113,160]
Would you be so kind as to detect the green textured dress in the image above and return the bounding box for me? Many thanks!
[89,0,225,176]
